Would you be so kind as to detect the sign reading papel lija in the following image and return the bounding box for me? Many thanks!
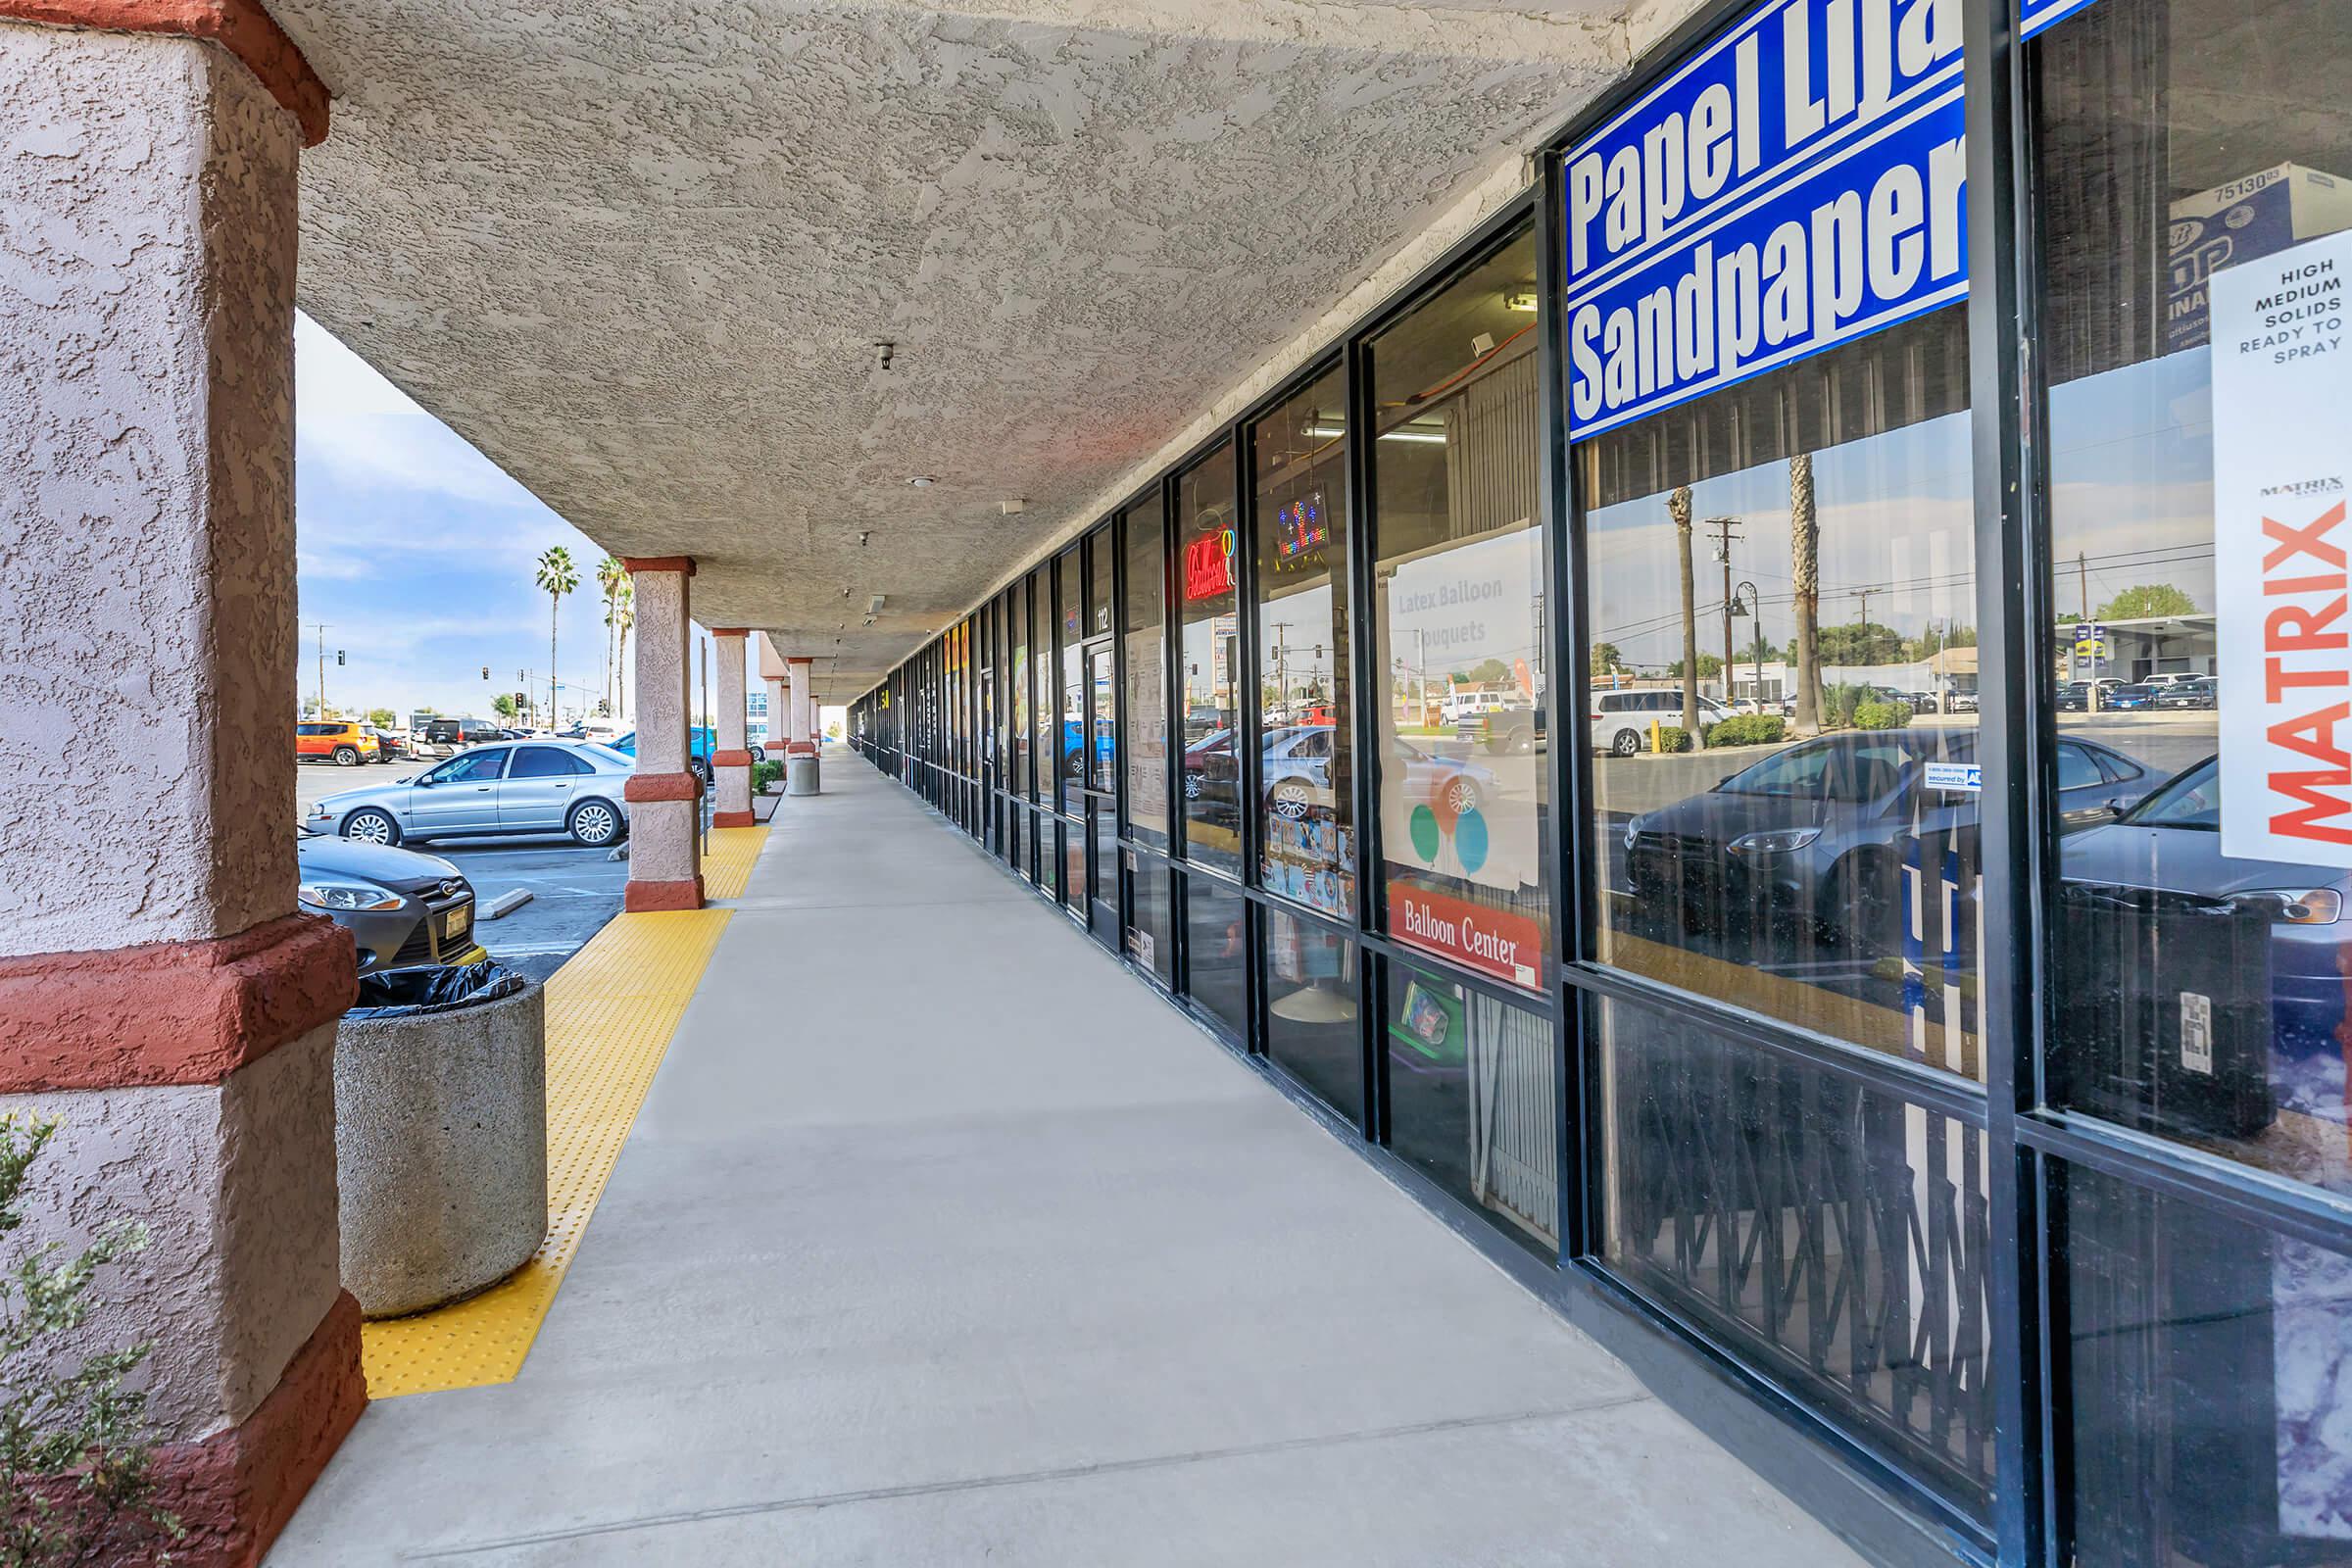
[2213,227,2352,865]
[1561,0,1968,439]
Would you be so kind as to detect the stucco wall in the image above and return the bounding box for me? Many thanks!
[630,569,692,776]
[0,22,301,959]
[0,1026,342,1445]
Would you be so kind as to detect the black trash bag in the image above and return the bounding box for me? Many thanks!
[347,959,528,1019]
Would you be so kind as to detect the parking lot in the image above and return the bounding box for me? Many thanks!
[296,757,628,982]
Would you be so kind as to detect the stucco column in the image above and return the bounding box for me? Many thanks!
[710,628,754,828]
[0,12,359,1567]
[621,559,703,910]
[764,675,789,753]
[788,658,818,754]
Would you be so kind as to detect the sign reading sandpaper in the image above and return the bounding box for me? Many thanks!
[2213,227,2352,864]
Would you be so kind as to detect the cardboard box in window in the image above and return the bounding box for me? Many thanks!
[2168,163,2352,352]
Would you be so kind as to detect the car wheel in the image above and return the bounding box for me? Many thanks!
[332,746,359,766]
[691,759,712,787]
[1610,727,1642,757]
[1268,780,1313,821]
[1827,850,1900,955]
[343,808,400,847]
[750,745,765,765]
[567,799,622,848]
[1509,726,1536,756]
[1183,772,1202,801]
[1440,772,1484,821]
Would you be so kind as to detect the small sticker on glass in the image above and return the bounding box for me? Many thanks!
[1925,762,1983,792]
[2180,991,2214,1076]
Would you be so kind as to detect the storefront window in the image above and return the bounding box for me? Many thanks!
[1369,229,1549,991]
[1580,308,1981,1079]
[1385,961,1555,1256]
[1594,996,1995,1515]
[1057,546,1084,802]
[2062,1161,2352,1566]
[1184,870,1247,1040]
[1264,909,1359,1119]
[1009,582,1030,801]
[1129,858,1175,988]
[2035,0,2352,1197]
[1088,525,1114,641]
[1125,498,1171,848]
[1178,444,1243,873]
[1252,366,1355,918]
[1030,567,1052,808]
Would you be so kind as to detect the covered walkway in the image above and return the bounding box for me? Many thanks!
[276,752,1860,1565]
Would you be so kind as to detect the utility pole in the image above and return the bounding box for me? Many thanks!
[1708,515,1742,707]
[2078,551,2090,620]
[307,623,332,717]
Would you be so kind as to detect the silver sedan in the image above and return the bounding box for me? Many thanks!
[304,741,634,849]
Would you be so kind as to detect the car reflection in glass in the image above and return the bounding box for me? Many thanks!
[1623,730,2153,955]
[2061,757,2348,1132]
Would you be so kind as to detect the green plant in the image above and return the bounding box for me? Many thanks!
[365,708,397,730]
[0,1115,178,1567]
[1853,700,1913,731]
[1703,714,1786,748]
[1653,724,1693,754]
[752,760,784,793]
[1820,681,1871,728]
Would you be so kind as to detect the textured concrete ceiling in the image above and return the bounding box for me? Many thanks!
[276,0,1630,698]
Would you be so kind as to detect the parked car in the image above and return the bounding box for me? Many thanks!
[610,725,760,782]
[363,723,406,761]
[1591,689,1732,756]
[1948,690,1980,713]
[1181,728,1233,801]
[2061,758,2348,1117]
[2151,677,2217,710]
[297,719,378,766]
[2056,678,2125,711]
[1257,725,1500,824]
[1462,702,1544,755]
[2106,682,2160,710]
[1622,730,2155,952]
[304,740,633,848]
[296,831,484,973]
[423,716,504,747]
[2139,672,2207,689]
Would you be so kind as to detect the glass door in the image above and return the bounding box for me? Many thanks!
[1086,640,1118,944]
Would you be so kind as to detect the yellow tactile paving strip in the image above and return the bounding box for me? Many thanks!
[701,823,767,900]
[360,907,732,1396]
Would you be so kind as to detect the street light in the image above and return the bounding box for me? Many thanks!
[1731,580,1759,710]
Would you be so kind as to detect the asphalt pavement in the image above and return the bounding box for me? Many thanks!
[296,758,626,982]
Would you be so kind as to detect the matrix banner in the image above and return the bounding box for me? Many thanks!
[1562,0,1967,439]
[2212,227,2352,866]
[2019,0,2103,37]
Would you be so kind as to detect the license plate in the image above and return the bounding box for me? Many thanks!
[443,904,471,945]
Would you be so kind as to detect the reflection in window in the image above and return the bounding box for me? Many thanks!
[1030,568,1052,809]
[1264,908,1359,1120]
[1580,308,1983,1082]
[2037,0,2352,1195]
[1125,499,1170,848]
[1184,871,1248,1041]
[1058,546,1085,800]
[1595,997,1995,1518]
[1386,961,1555,1257]
[2064,1163,2352,1566]
[1369,229,1549,991]
[1178,445,1242,873]
[1252,367,1355,918]
[1129,859,1176,988]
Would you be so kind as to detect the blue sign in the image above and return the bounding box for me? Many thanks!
[1562,0,1969,439]
[2020,0,2103,38]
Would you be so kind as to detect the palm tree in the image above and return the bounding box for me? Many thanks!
[612,585,634,721]
[607,557,635,719]
[535,545,579,729]
[1788,454,1821,733]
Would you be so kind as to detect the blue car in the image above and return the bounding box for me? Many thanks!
[610,726,765,777]
[2106,683,2160,710]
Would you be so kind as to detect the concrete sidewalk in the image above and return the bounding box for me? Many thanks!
[274,750,1863,1566]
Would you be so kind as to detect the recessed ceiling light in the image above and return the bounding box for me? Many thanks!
[907,475,935,488]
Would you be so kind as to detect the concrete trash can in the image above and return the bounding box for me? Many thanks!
[334,976,548,1318]
[786,752,821,795]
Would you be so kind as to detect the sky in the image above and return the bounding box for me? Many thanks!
[294,314,749,726]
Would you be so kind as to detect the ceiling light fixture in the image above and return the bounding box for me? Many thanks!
[868,595,886,612]
[906,475,935,488]
[1502,289,1539,313]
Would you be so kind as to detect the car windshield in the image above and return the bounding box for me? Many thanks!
[580,744,631,766]
[2120,759,2220,831]
[1717,738,1930,803]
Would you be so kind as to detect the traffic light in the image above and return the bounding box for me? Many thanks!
[514,691,529,710]
[336,650,345,665]
[481,666,490,680]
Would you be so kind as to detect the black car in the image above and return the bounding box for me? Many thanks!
[1622,729,2156,953]
[2152,677,2217,710]
[296,832,484,973]
[424,717,503,747]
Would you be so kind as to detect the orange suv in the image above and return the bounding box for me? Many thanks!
[297,720,380,766]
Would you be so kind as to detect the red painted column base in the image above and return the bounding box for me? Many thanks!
[151,1291,366,1568]
[623,875,705,912]
[711,809,756,828]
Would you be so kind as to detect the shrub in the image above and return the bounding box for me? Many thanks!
[1820,681,1871,728]
[1704,714,1787,748]
[1853,700,1913,731]
[752,760,784,792]
[1653,724,1694,754]
[0,1115,178,1566]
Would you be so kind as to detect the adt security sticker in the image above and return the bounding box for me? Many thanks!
[1925,761,1981,792]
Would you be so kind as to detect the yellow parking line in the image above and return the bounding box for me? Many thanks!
[360,907,731,1396]
[701,823,767,900]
